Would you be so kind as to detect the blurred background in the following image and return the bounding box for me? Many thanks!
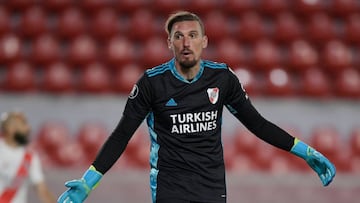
[0,0,359,202]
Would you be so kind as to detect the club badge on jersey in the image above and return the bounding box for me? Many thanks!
[207,87,219,104]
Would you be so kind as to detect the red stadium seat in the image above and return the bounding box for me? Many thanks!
[42,62,73,93]
[250,40,281,71]
[4,61,36,92]
[80,0,111,14]
[151,0,182,15]
[57,7,86,40]
[322,40,353,74]
[31,34,61,66]
[268,152,294,174]
[334,68,360,98]
[67,35,97,67]
[253,142,280,171]
[273,12,303,43]
[344,14,360,44]
[141,37,172,68]
[224,0,256,16]
[0,34,23,64]
[222,135,237,170]
[44,0,72,12]
[79,62,111,93]
[19,6,48,38]
[113,63,143,94]
[293,0,326,16]
[0,7,11,37]
[128,9,156,42]
[115,0,149,14]
[103,36,135,67]
[186,0,219,15]
[310,125,341,161]
[351,156,360,174]
[124,126,149,168]
[203,11,229,43]
[6,0,36,11]
[233,128,261,156]
[306,13,337,46]
[55,141,86,167]
[258,0,289,16]
[300,67,331,98]
[230,154,259,173]
[77,122,108,162]
[236,12,266,43]
[215,38,247,68]
[287,40,318,72]
[36,122,71,157]
[350,126,360,156]
[233,67,259,96]
[90,8,119,41]
[330,0,359,17]
[264,68,294,96]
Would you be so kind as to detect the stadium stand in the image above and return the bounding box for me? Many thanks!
[0,0,359,174]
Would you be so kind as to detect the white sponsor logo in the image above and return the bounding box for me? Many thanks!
[170,111,218,134]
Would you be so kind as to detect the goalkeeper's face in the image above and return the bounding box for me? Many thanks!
[168,20,208,69]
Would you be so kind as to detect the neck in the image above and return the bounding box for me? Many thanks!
[175,61,201,81]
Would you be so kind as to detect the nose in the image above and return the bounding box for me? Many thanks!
[183,36,190,47]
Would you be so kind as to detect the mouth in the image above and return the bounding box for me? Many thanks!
[181,49,193,57]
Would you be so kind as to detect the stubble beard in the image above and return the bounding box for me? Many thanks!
[178,58,197,69]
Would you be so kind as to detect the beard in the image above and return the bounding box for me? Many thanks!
[178,58,197,69]
[14,132,29,146]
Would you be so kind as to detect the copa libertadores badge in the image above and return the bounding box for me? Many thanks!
[207,87,219,104]
[129,84,139,99]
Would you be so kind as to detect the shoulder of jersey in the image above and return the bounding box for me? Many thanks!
[145,62,171,77]
[202,60,228,70]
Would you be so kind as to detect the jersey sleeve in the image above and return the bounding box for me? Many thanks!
[224,68,249,110]
[29,153,44,185]
[93,73,153,174]
[224,68,294,151]
[123,73,153,120]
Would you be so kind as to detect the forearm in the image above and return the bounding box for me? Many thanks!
[36,182,56,203]
[92,115,143,174]
[231,100,294,151]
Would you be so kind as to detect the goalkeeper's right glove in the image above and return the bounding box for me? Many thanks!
[57,165,102,203]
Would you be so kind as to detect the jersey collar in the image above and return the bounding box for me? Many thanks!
[169,58,204,84]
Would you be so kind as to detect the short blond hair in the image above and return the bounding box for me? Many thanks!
[165,11,205,36]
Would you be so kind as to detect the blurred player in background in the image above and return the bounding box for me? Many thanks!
[58,11,336,203]
[0,111,56,203]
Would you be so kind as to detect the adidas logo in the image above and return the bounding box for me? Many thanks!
[165,98,177,106]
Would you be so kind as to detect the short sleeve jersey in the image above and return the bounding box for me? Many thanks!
[123,58,248,203]
[0,139,44,203]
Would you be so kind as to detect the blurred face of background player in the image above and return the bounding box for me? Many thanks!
[1,112,31,147]
[167,20,208,79]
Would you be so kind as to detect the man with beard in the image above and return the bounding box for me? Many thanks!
[0,111,56,203]
[58,11,336,203]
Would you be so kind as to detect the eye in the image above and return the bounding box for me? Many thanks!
[174,33,183,40]
[189,33,197,38]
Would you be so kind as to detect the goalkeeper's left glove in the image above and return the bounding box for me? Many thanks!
[290,138,336,186]
[57,165,102,203]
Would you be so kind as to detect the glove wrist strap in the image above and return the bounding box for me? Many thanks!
[290,138,311,160]
[82,165,103,190]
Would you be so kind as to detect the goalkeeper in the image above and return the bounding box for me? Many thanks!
[58,11,335,203]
